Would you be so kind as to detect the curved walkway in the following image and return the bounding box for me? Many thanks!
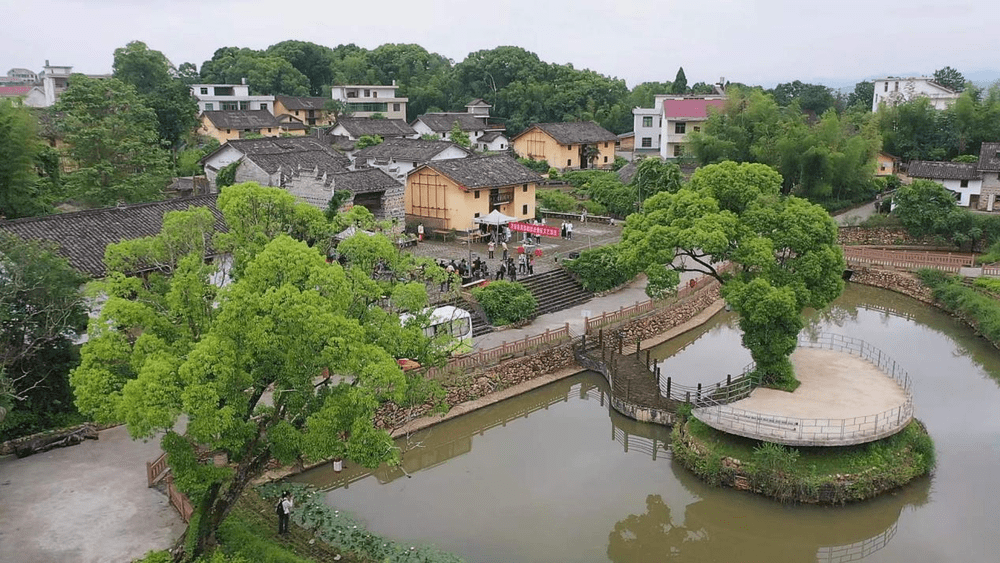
[693,336,913,446]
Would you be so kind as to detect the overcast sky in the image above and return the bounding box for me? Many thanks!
[4,0,998,89]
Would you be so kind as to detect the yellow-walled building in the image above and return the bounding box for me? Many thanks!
[406,155,542,231]
[198,110,306,144]
[512,121,618,172]
[273,95,334,127]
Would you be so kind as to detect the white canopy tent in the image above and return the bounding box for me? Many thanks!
[473,209,517,226]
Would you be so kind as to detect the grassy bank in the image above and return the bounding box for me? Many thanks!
[918,269,1000,348]
[671,412,934,504]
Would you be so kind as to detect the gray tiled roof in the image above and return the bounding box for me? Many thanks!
[355,137,471,162]
[334,117,416,138]
[221,137,349,176]
[330,169,400,194]
[203,110,280,129]
[978,142,1000,172]
[0,195,224,277]
[275,95,329,111]
[478,131,505,143]
[466,98,491,107]
[517,122,618,145]
[422,155,542,189]
[414,113,487,132]
[907,160,980,180]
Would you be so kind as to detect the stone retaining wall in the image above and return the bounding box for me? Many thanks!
[838,227,936,247]
[610,286,722,347]
[848,267,934,304]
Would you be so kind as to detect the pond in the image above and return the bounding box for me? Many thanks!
[296,284,1000,562]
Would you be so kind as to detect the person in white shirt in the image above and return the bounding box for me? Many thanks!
[278,491,294,535]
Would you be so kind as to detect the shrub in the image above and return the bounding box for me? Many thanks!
[216,160,239,189]
[579,200,607,216]
[535,189,577,213]
[919,269,1000,345]
[547,167,559,179]
[563,244,638,292]
[612,156,628,171]
[517,157,550,174]
[472,281,537,325]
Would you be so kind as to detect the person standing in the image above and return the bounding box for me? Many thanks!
[501,240,509,261]
[528,255,535,275]
[417,223,424,241]
[277,491,293,535]
[488,240,495,259]
[560,221,567,238]
[509,258,517,281]
[581,209,587,222]
[518,253,527,274]
[496,261,506,281]
[567,221,573,240]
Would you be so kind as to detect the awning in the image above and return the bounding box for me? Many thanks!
[473,209,517,226]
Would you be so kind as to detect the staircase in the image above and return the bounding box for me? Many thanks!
[518,268,594,316]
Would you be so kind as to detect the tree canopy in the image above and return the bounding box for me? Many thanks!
[70,182,448,558]
[55,75,172,205]
[620,162,845,386]
[0,100,57,219]
[933,66,966,92]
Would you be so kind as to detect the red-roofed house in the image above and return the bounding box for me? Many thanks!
[660,97,725,160]
[0,86,31,99]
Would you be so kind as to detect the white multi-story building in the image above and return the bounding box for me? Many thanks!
[659,96,726,160]
[871,77,960,111]
[632,103,663,155]
[190,82,274,114]
[331,82,408,120]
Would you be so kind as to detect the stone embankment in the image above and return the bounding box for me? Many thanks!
[837,227,931,247]
[848,267,934,304]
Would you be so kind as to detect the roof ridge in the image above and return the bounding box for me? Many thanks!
[0,194,219,225]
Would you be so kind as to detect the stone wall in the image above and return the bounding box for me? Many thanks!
[837,226,934,247]
[848,267,934,304]
[611,286,722,346]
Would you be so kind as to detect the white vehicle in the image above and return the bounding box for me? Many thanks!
[400,305,473,355]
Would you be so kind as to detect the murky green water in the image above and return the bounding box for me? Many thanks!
[296,284,1000,562]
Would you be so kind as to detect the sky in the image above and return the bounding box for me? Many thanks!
[4,0,999,90]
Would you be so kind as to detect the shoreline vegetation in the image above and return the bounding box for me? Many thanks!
[670,411,935,504]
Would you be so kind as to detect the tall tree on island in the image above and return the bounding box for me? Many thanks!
[670,67,688,94]
[70,183,450,559]
[620,162,845,387]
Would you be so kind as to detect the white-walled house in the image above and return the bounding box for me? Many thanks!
[353,137,472,182]
[871,77,960,111]
[191,82,274,113]
[478,131,509,152]
[200,137,349,190]
[632,104,662,155]
[659,97,726,160]
[907,161,983,208]
[331,83,408,120]
[328,116,417,141]
[411,113,490,144]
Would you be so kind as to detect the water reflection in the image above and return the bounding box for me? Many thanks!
[607,473,930,563]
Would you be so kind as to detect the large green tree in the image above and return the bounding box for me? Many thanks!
[0,233,87,435]
[113,41,199,149]
[671,67,688,94]
[846,81,875,111]
[620,162,844,386]
[55,75,172,205]
[933,66,966,92]
[0,100,55,218]
[70,184,446,559]
[770,80,838,115]
[200,47,310,96]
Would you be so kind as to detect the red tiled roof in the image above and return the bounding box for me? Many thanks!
[0,86,31,97]
[663,99,725,119]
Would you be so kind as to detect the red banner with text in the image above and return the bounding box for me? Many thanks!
[509,222,560,237]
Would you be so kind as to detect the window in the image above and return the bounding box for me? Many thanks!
[500,144,505,149]
[294,110,299,116]
[200,87,208,95]
[674,122,686,134]
[693,126,701,133]
[221,101,238,110]
[364,89,370,97]
[894,81,899,91]
[259,103,268,111]
[523,204,528,215]
[567,159,572,166]
[961,179,970,188]
[267,128,272,133]
[204,103,214,111]
[442,133,447,138]
[226,129,231,134]
[642,116,652,127]
[372,91,378,98]
[673,145,684,157]
[884,82,888,92]
[474,212,480,218]
[605,142,609,148]
[523,184,528,192]
[239,101,249,110]
[604,156,608,163]
[475,190,481,199]
[641,137,652,148]
[347,102,388,112]
[393,103,401,112]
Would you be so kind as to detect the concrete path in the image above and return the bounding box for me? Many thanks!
[0,426,185,563]
[474,269,703,349]
[834,201,878,226]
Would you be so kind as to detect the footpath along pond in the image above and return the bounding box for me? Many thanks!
[295,284,1000,562]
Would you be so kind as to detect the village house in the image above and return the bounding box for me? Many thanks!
[512,122,617,171]
[405,154,541,231]
[331,83,407,120]
[876,152,899,176]
[198,110,307,143]
[659,97,726,160]
[288,168,404,221]
[872,77,960,111]
[477,131,509,152]
[353,137,472,182]
[200,136,349,190]
[907,143,1000,210]
[0,195,224,278]
[328,116,417,141]
[190,82,274,114]
[411,112,491,145]
[273,95,334,127]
